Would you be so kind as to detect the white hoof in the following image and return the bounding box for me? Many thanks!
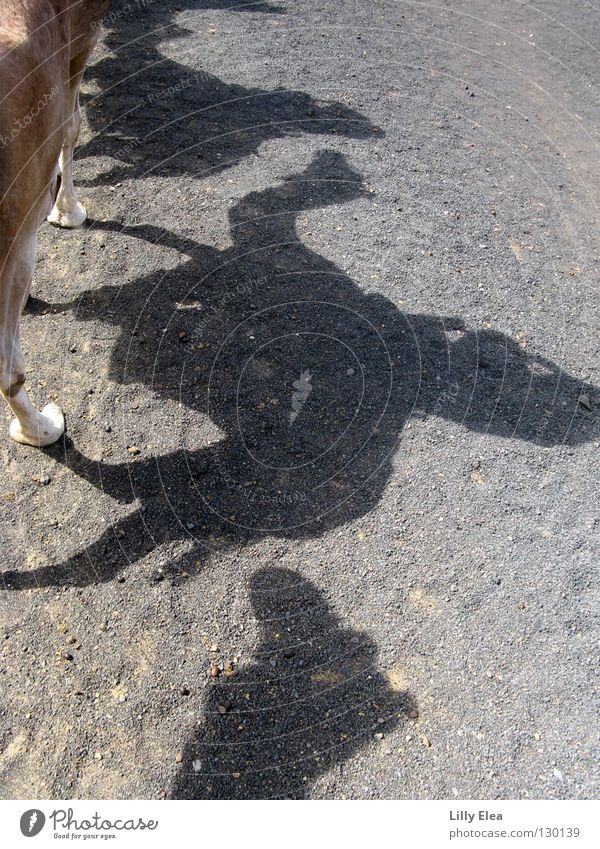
[47,201,87,228]
[10,403,65,447]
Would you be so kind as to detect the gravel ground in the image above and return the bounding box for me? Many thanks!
[0,0,599,800]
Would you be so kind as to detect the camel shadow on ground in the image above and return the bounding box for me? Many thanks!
[4,150,597,591]
[4,0,595,806]
[79,0,377,188]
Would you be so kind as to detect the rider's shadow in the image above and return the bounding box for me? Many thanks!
[80,0,376,187]
[4,150,597,589]
[172,567,415,799]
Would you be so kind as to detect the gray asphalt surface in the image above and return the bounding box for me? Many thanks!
[0,0,598,799]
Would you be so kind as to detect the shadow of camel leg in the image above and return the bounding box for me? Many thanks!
[0,507,157,590]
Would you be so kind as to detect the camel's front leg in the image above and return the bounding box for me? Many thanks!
[7,385,65,447]
[1,225,65,447]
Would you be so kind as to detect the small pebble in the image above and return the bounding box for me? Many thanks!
[175,753,183,764]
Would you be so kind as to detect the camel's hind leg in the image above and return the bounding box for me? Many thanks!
[0,222,64,447]
[48,45,98,229]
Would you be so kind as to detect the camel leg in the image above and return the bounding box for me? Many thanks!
[47,48,96,228]
[0,223,65,446]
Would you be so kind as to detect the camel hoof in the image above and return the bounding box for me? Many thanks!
[10,403,65,447]
[47,200,87,228]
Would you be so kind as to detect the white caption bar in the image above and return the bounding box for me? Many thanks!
[0,799,597,847]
